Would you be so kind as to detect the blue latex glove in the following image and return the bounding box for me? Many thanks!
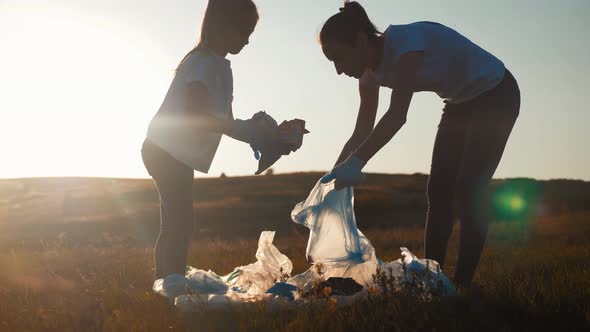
[321,154,367,190]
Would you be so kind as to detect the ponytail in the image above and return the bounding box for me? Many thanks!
[320,1,380,46]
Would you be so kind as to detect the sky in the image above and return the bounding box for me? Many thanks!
[0,0,589,180]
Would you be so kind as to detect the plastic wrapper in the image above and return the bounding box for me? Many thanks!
[249,111,309,175]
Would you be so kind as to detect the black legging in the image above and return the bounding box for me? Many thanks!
[142,138,195,279]
[424,69,520,285]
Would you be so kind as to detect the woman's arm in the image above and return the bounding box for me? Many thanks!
[354,51,423,163]
[334,78,380,166]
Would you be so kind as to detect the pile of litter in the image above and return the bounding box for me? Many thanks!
[154,178,455,311]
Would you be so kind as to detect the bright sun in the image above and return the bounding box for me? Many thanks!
[0,5,172,178]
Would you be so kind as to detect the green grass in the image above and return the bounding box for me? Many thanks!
[0,174,589,331]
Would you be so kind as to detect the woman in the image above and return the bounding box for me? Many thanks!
[320,1,520,286]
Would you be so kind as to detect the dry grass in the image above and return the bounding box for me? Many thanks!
[0,174,589,331]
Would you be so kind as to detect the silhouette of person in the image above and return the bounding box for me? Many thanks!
[142,0,285,279]
[320,1,520,287]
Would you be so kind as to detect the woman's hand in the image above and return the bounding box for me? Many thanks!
[321,154,367,190]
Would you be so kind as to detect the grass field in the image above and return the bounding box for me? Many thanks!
[0,173,589,331]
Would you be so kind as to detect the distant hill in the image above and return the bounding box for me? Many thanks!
[0,173,588,248]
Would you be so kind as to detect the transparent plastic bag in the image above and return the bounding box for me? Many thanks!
[291,178,374,264]
[223,231,293,295]
[290,178,378,288]
[289,177,454,295]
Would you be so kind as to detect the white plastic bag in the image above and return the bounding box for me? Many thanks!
[223,231,293,295]
[153,231,293,305]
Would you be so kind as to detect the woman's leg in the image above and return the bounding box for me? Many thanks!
[453,70,520,285]
[142,139,195,279]
[424,104,470,270]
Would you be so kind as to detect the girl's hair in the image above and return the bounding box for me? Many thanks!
[177,0,259,70]
[319,1,380,46]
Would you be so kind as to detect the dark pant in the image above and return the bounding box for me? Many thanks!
[424,69,520,285]
[141,139,195,279]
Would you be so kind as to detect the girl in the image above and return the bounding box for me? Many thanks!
[142,0,283,279]
[320,1,520,286]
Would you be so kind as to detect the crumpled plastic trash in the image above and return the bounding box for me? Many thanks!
[379,247,455,297]
[249,111,309,175]
[154,177,455,311]
[153,231,292,305]
[288,177,455,296]
[222,231,293,295]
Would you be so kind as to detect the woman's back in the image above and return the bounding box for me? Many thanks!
[369,21,505,103]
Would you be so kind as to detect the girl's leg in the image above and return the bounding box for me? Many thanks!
[424,105,469,270]
[453,70,520,285]
[142,139,195,279]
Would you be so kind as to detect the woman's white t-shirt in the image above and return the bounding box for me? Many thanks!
[361,22,505,104]
[147,48,233,173]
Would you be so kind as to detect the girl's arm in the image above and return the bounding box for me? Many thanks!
[354,51,423,163]
[185,81,234,135]
[184,81,266,145]
[334,78,380,166]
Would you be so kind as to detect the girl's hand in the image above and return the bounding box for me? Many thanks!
[230,114,277,148]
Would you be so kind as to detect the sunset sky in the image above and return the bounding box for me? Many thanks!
[1,0,588,180]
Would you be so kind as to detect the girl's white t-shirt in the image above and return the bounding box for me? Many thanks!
[147,48,233,173]
[361,22,505,104]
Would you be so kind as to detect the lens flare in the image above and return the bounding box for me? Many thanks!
[492,179,540,221]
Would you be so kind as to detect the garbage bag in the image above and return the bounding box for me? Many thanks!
[289,177,455,295]
[289,177,379,287]
[291,178,373,264]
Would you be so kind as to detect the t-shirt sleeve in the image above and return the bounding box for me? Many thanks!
[180,55,216,91]
[390,24,425,63]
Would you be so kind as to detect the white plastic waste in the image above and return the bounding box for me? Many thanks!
[153,177,455,311]
[153,231,290,304]
[222,231,293,295]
